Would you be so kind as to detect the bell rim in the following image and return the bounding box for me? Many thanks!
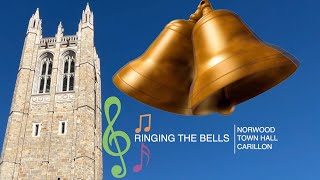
[113,73,193,116]
[190,52,299,112]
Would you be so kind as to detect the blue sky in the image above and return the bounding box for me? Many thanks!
[0,0,320,179]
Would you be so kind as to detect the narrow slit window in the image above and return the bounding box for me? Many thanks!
[61,122,65,134]
[59,121,67,135]
[35,124,39,136]
[32,123,41,137]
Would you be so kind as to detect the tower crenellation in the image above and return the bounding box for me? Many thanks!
[0,3,102,179]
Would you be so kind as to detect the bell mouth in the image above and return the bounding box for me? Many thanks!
[191,48,299,116]
[192,89,235,116]
[222,61,297,105]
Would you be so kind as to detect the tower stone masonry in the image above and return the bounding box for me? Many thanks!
[0,3,103,179]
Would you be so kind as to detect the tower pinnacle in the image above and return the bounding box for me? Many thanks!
[56,21,64,40]
[81,3,94,28]
[27,8,42,35]
[85,3,91,13]
[34,8,40,19]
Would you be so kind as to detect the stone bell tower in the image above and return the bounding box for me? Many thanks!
[0,4,103,179]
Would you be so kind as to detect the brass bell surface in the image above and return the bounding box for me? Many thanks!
[190,0,300,115]
[113,9,202,115]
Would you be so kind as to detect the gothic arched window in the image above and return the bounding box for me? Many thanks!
[62,51,75,92]
[39,53,53,94]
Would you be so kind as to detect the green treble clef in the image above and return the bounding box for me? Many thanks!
[103,96,131,178]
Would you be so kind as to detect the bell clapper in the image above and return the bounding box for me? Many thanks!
[217,89,235,115]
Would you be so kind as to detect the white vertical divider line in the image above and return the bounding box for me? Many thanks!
[234,124,236,155]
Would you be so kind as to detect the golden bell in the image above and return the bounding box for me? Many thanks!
[113,0,300,116]
[190,0,300,115]
[113,8,203,115]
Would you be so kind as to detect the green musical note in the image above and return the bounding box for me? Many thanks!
[103,96,131,178]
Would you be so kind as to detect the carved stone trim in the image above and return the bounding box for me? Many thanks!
[55,93,75,103]
[31,95,50,104]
